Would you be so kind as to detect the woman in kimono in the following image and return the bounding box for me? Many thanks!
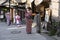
[15,14,21,27]
[25,7,32,34]
[5,12,11,26]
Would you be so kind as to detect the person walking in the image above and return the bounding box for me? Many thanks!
[34,12,41,33]
[15,14,21,27]
[5,12,11,26]
[25,7,32,34]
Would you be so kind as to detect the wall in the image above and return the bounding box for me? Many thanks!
[50,0,60,21]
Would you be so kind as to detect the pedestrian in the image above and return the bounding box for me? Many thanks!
[15,14,21,27]
[25,7,32,34]
[5,12,11,26]
[34,12,41,33]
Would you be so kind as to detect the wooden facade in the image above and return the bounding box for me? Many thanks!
[33,0,51,21]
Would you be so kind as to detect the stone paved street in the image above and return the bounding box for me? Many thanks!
[0,22,56,40]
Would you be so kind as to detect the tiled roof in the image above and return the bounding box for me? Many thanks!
[15,0,26,3]
[0,0,6,5]
[3,2,9,6]
[0,0,26,6]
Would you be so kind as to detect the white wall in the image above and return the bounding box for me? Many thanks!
[50,0,60,21]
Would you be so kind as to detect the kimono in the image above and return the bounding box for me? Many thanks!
[25,11,32,34]
[5,13,11,26]
[15,15,20,25]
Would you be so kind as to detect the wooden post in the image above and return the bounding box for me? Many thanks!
[10,8,13,23]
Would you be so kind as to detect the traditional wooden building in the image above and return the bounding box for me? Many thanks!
[10,0,26,23]
[0,0,9,22]
[33,0,51,21]
[0,0,26,22]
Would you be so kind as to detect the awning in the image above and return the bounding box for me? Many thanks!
[34,0,43,6]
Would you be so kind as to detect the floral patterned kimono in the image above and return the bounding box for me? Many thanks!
[25,11,32,34]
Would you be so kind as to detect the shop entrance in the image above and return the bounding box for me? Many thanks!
[35,1,51,33]
[0,6,9,22]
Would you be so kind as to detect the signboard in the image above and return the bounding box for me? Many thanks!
[0,15,4,18]
[45,14,49,22]
[45,11,49,22]
[34,0,43,6]
[0,11,4,18]
[1,11,3,14]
